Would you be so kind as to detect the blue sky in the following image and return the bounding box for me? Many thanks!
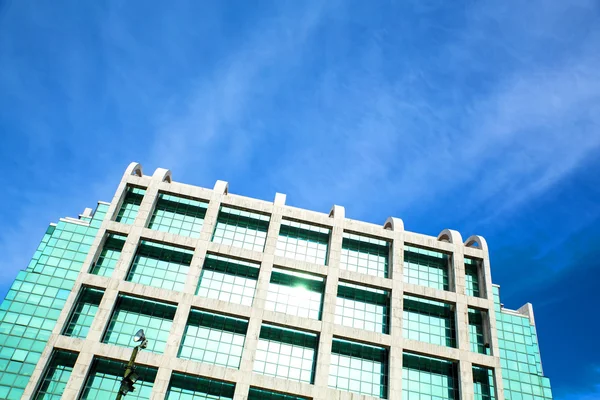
[0,0,599,398]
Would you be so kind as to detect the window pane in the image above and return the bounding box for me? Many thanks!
[265,268,324,320]
[403,295,456,348]
[80,358,157,400]
[465,257,482,297]
[212,206,270,252]
[166,372,235,400]
[148,193,208,238]
[196,255,259,306]
[33,350,78,400]
[403,245,450,290]
[275,220,329,265]
[115,186,145,224]
[402,353,458,400]
[335,282,389,334]
[473,366,496,400]
[248,387,308,400]
[63,287,104,339]
[89,234,126,277]
[340,232,389,278]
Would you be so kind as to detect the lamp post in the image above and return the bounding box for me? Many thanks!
[115,329,148,400]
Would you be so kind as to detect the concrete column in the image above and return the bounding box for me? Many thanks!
[388,224,405,399]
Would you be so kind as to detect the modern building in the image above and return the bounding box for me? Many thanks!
[0,162,553,400]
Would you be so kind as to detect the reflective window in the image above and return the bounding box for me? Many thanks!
[212,206,269,252]
[127,241,193,291]
[276,220,329,265]
[33,350,78,400]
[335,282,389,334]
[469,308,489,355]
[402,353,458,400]
[102,295,176,354]
[328,338,388,399]
[253,325,317,383]
[403,295,456,348]
[465,257,482,297]
[340,232,389,278]
[248,387,309,400]
[473,366,496,400]
[404,245,450,290]
[80,357,157,399]
[196,255,259,306]
[89,234,126,277]
[265,268,324,320]
[148,193,208,238]
[115,186,145,224]
[166,372,235,400]
[63,287,104,339]
[178,310,247,369]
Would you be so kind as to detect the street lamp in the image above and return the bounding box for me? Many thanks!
[115,329,149,399]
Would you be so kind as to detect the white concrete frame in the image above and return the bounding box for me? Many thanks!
[23,162,514,400]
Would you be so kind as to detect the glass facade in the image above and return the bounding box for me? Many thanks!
[465,257,482,297]
[402,353,458,400]
[89,233,126,277]
[469,308,489,355]
[335,282,389,334]
[403,295,456,348]
[126,240,193,291]
[329,338,388,399]
[248,387,308,400]
[166,372,235,400]
[253,325,317,384]
[178,310,247,369]
[276,219,330,265]
[148,193,208,238]
[196,254,259,306]
[115,186,145,224]
[0,203,106,400]
[32,350,78,400]
[473,366,497,400]
[340,232,389,278]
[62,287,104,339]
[265,268,324,320]
[212,206,269,251]
[102,294,176,354]
[80,357,157,399]
[404,245,450,290]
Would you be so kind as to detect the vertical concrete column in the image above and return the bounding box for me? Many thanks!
[454,244,475,400]
[63,352,95,399]
[233,201,283,400]
[459,360,474,400]
[151,181,226,400]
[387,218,405,399]
[312,209,343,391]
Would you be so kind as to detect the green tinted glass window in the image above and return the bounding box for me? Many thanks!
[469,308,489,355]
[148,193,208,238]
[115,186,145,224]
[265,268,324,320]
[403,295,456,348]
[340,232,389,278]
[178,310,248,369]
[329,338,388,399]
[33,350,78,400]
[404,245,450,290]
[465,258,482,297]
[335,282,389,334]
[196,255,259,306]
[166,372,235,400]
[80,357,157,399]
[212,206,270,252]
[89,234,126,277]
[102,295,176,354]
[248,387,308,400]
[473,366,496,400]
[402,353,458,400]
[276,220,329,265]
[253,325,317,383]
[127,241,193,291]
[63,287,104,339]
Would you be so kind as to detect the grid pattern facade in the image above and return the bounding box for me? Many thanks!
[178,310,247,369]
[276,219,330,265]
[340,232,390,278]
[328,338,388,399]
[32,350,78,399]
[196,255,259,306]
[403,295,456,348]
[335,282,389,334]
[89,233,125,276]
[126,240,193,292]
[404,245,450,290]
[265,268,324,320]
[62,287,104,339]
[212,206,269,251]
[115,186,145,224]
[148,193,208,238]
[253,325,317,384]
[0,164,554,400]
